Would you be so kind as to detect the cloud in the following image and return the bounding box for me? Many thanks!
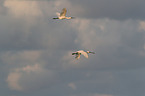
[7,72,22,91]
[1,1,145,96]
[3,0,145,20]
[0,0,7,15]
[139,21,145,31]
[62,19,145,70]
[68,82,77,90]
[69,0,145,20]
[1,14,145,96]
[0,0,78,51]
[7,64,59,91]
[1,50,42,66]
[47,69,145,96]
[4,1,43,18]
[68,93,113,96]
[0,1,48,50]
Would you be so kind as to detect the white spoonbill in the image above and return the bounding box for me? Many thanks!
[53,8,75,20]
[72,50,95,60]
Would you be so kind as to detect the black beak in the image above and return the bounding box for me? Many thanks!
[72,53,75,55]
[71,17,75,19]
[53,17,59,19]
[90,52,95,54]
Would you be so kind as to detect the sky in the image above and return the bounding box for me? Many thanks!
[0,0,145,96]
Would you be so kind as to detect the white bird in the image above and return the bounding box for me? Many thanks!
[72,50,95,60]
[53,8,75,20]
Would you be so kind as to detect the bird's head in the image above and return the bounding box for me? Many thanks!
[87,51,95,54]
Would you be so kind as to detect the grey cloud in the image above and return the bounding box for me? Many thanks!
[61,19,145,70]
[0,18,46,50]
[0,1,145,96]
[6,64,60,92]
[4,0,56,1]
[0,0,7,15]
[1,18,144,96]
[0,16,77,51]
[69,0,145,20]
[37,70,145,96]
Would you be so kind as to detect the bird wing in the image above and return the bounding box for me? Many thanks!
[60,8,67,16]
[56,12,60,17]
[75,54,80,59]
[77,50,88,58]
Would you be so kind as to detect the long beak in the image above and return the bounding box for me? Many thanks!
[53,17,59,19]
[71,17,75,19]
[72,53,77,55]
[90,52,95,54]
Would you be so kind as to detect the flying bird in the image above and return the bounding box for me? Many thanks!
[72,50,95,60]
[53,8,75,20]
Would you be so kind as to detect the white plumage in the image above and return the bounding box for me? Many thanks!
[72,50,95,60]
[53,8,75,20]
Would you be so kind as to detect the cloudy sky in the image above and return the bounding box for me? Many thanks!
[0,0,145,96]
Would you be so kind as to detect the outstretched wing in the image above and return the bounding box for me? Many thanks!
[75,54,80,59]
[72,52,80,60]
[56,12,60,17]
[60,8,67,16]
[78,50,88,58]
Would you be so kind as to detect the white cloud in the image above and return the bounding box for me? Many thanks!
[68,93,113,96]
[139,21,145,31]
[62,19,145,70]
[92,94,112,96]
[1,50,43,66]
[4,1,43,18]
[70,19,103,50]
[0,0,6,14]
[7,64,59,91]
[1,1,145,95]
[69,0,145,20]
[7,72,22,91]
[68,82,77,90]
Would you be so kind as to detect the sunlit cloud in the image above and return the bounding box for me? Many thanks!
[139,21,145,31]
[1,50,42,66]
[1,0,145,96]
[5,0,56,1]
[4,0,43,18]
[7,72,22,91]
[68,93,113,96]
[7,64,59,91]
[68,82,77,90]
